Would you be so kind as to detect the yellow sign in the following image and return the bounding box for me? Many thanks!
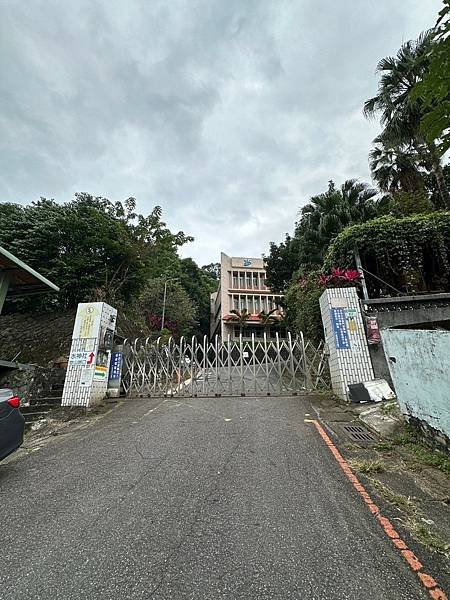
[73,303,102,339]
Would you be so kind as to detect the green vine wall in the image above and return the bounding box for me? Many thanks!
[324,212,450,294]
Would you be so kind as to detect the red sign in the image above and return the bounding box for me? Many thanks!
[367,317,381,345]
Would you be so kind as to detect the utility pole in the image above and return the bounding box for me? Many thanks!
[354,250,369,300]
[161,277,178,331]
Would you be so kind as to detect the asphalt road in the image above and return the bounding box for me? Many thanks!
[0,396,430,599]
[191,365,292,396]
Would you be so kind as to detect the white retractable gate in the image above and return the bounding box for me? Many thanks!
[122,332,328,398]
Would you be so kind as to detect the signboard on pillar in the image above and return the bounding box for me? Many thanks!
[319,287,374,400]
[61,302,117,407]
[107,347,123,398]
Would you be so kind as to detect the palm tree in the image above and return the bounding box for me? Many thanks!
[364,31,450,208]
[258,308,282,337]
[369,142,425,194]
[228,309,251,336]
[296,179,378,269]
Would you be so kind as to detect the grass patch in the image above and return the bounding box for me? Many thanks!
[344,442,363,452]
[374,441,394,452]
[368,479,418,516]
[393,430,418,446]
[365,465,450,557]
[379,402,399,417]
[392,431,450,475]
[407,445,450,476]
[350,459,385,474]
[412,522,450,555]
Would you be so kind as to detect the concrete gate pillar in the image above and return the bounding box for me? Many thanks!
[319,287,374,400]
[61,302,117,407]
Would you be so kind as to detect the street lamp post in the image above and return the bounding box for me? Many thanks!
[161,277,178,332]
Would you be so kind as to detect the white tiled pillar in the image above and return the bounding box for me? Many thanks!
[320,287,374,400]
[61,302,117,407]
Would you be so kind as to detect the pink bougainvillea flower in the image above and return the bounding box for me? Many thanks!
[298,276,308,288]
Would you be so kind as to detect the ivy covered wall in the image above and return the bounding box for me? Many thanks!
[324,212,450,296]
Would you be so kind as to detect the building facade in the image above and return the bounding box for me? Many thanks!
[210,253,284,340]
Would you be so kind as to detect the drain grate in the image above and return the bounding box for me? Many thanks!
[341,424,376,443]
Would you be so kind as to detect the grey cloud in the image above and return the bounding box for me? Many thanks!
[0,0,441,264]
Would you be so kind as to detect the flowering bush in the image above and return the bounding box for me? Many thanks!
[317,267,361,287]
[146,313,177,334]
[286,268,362,343]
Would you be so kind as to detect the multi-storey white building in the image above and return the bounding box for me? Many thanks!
[210,253,284,340]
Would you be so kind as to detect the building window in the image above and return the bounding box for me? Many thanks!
[239,272,245,288]
[246,273,252,289]
[232,271,238,288]
[254,296,260,312]
[253,273,259,289]
[240,296,246,311]
[233,295,239,310]
[241,326,263,339]
[247,296,254,313]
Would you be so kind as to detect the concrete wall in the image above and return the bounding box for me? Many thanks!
[0,310,76,365]
[368,344,393,385]
[363,294,450,385]
[381,329,450,446]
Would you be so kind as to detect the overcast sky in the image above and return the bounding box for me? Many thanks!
[0,0,441,265]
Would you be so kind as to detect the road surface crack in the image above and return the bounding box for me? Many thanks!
[147,431,248,597]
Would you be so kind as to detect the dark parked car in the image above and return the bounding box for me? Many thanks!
[0,388,25,461]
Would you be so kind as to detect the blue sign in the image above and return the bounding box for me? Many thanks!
[331,308,351,350]
[108,351,123,381]
[243,259,252,267]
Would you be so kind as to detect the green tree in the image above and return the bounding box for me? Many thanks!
[201,262,221,280]
[264,235,301,293]
[378,191,434,218]
[298,180,378,269]
[413,1,450,155]
[284,274,324,344]
[258,308,281,336]
[364,31,450,208]
[139,277,196,337]
[228,309,251,336]
[0,194,192,312]
[369,143,426,194]
[178,258,217,337]
[265,180,378,292]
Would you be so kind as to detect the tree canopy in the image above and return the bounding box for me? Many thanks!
[265,179,378,292]
[0,193,216,337]
[364,28,450,208]
[265,1,450,342]
[412,1,450,155]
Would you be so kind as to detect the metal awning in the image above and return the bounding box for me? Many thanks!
[0,245,59,297]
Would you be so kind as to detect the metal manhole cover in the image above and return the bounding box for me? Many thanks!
[341,424,376,444]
